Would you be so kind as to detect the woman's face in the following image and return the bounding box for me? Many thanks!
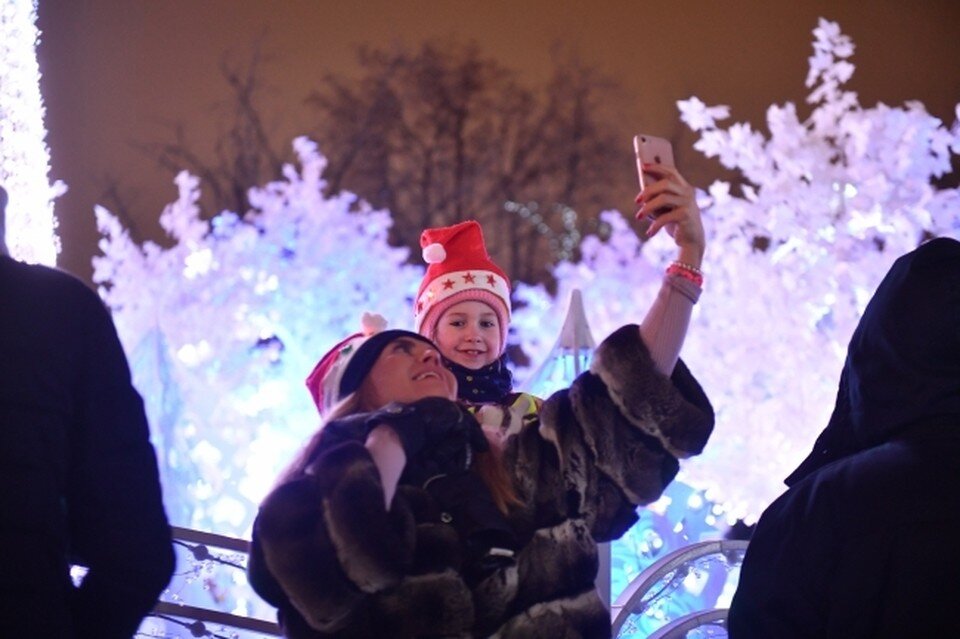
[433,300,502,370]
[358,336,457,409]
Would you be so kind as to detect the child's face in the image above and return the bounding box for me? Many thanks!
[434,300,502,370]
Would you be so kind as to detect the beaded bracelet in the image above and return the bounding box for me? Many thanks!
[670,260,703,275]
[666,261,704,287]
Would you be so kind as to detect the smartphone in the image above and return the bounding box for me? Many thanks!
[633,134,675,191]
[633,134,676,221]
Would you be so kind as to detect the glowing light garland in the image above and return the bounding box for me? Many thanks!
[0,0,64,264]
[0,0,66,265]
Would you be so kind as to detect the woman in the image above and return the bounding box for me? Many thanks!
[249,310,713,637]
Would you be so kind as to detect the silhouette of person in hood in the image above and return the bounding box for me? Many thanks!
[728,237,960,639]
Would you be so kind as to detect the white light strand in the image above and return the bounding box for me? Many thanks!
[0,0,64,264]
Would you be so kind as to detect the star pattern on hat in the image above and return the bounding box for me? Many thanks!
[414,221,512,335]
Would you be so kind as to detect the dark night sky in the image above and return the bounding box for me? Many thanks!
[35,0,960,283]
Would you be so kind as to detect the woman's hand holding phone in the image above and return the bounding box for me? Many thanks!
[633,134,705,266]
[634,134,675,193]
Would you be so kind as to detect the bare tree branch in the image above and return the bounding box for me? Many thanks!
[307,39,629,284]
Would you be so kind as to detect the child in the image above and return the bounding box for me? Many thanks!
[414,163,707,403]
[414,220,515,404]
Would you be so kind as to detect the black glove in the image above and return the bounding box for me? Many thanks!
[364,397,488,484]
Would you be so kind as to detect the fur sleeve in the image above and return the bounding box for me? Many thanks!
[253,441,416,632]
[530,324,713,541]
[590,324,713,459]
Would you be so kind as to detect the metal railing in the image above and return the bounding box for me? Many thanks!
[611,539,748,638]
[146,526,281,638]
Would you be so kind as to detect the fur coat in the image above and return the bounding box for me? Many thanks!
[249,324,713,638]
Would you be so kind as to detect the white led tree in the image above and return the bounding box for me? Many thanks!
[513,19,960,523]
[94,137,423,535]
[0,0,63,263]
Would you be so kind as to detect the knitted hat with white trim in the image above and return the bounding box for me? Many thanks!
[414,220,511,353]
[305,312,433,416]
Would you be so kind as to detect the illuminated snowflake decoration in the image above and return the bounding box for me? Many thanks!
[515,18,960,523]
[95,137,423,538]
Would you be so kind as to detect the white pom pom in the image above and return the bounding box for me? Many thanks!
[359,311,388,336]
[422,242,446,264]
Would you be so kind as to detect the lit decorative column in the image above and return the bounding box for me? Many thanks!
[521,288,596,398]
[0,0,63,264]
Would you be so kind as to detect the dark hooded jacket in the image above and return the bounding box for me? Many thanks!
[728,237,960,638]
[248,324,713,638]
[0,256,174,638]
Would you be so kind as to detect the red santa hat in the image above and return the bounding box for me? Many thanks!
[414,220,511,353]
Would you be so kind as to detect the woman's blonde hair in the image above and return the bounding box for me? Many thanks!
[275,392,363,487]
